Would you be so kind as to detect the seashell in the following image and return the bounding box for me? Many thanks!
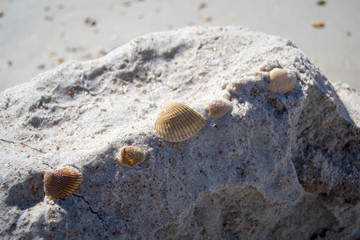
[207,99,233,119]
[154,102,205,142]
[44,167,82,199]
[267,68,297,94]
[118,146,146,166]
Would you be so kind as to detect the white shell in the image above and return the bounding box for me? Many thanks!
[267,68,296,94]
[207,99,233,119]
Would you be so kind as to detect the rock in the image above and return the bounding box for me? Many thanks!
[0,26,360,239]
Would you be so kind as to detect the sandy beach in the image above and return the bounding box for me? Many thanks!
[0,0,359,91]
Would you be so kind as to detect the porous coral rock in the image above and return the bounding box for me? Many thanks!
[0,26,359,240]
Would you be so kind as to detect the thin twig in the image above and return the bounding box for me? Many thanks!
[0,138,44,153]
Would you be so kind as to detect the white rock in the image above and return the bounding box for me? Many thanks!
[0,26,360,240]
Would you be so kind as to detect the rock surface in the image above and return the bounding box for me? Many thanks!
[0,26,360,239]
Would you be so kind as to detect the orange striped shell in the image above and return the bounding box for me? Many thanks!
[44,167,82,199]
[267,68,297,94]
[118,146,146,166]
[154,102,205,142]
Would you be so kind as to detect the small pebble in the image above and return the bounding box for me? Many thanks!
[229,16,236,22]
[198,2,207,10]
[97,48,106,55]
[202,16,212,23]
[44,15,54,21]
[37,64,45,70]
[85,17,97,27]
[316,0,326,6]
[82,54,92,60]
[57,32,65,38]
[123,1,131,7]
[312,21,325,29]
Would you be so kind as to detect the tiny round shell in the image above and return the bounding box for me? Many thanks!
[207,99,233,119]
[267,68,297,94]
[118,146,146,166]
[44,167,82,199]
[154,102,205,142]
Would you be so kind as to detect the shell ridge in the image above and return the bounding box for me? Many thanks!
[169,112,184,141]
[154,102,205,142]
[173,115,186,140]
[187,110,204,133]
[179,114,194,139]
[172,121,182,141]
[175,104,192,141]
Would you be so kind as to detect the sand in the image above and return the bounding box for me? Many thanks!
[0,0,359,91]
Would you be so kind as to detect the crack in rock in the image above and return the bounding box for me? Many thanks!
[73,194,108,238]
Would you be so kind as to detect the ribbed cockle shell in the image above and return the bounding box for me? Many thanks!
[154,102,205,142]
[44,167,82,199]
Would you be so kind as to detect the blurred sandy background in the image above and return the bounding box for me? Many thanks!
[0,0,359,91]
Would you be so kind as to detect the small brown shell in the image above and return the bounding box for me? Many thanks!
[207,99,233,119]
[154,102,205,142]
[267,68,297,94]
[312,21,325,28]
[44,167,82,199]
[118,146,146,166]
